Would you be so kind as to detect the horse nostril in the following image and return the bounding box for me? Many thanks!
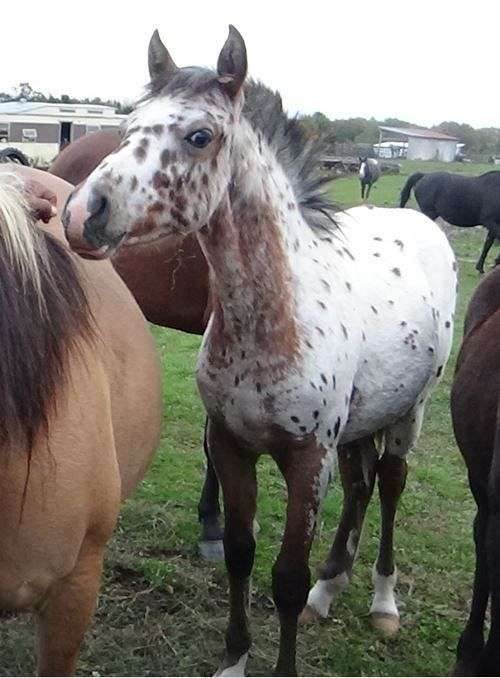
[86,191,110,230]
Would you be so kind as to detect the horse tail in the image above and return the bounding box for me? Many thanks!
[400,172,424,207]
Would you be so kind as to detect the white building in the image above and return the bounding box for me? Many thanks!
[377,125,459,162]
[0,101,125,165]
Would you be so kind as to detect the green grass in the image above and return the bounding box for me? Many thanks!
[0,160,495,676]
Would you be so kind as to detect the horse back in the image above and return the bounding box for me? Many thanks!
[49,131,121,185]
[415,172,499,226]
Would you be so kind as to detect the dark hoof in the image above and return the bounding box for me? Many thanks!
[199,539,225,562]
[476,267,485,274]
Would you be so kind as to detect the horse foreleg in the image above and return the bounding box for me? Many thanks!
[454,476,489,676]
[476,231,495,274]
[208,419,257,678]
[36,539,105,676]
[301,436,377,623]
[198,417,225,561]
[366,182,372,200]
[272,443,333,676]
[360,182,365,200]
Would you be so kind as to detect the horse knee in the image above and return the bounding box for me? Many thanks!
[272,556,311,617]
[224,530,255,580]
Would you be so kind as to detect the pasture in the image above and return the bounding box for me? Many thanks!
[0,159,496,676]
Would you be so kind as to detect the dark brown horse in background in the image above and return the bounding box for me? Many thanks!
[49,132,222,558]
[451,268,500,675]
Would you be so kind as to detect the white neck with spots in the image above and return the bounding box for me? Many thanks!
[197,119,309,355]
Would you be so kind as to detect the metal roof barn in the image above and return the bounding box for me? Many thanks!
[377,125,459,162]
[0,102,125,165]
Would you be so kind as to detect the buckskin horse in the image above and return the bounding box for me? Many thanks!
[400,170,500,273]
[62,27,457,675]
[0,165,162,676]
[451,267,500,676]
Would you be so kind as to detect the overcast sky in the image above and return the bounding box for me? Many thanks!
[2,0,498,128]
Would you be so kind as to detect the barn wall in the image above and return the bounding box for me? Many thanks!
[407,138,457,162]
[9,122,59,143]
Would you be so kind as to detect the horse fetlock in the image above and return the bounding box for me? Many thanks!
[305,572,350,619]
[214,652,248,677]
[370,564,399,619]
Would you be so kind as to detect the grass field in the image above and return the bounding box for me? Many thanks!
[1,160,497,676]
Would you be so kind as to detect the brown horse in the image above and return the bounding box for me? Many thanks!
[451,268,500,676]
[0,165,162,676]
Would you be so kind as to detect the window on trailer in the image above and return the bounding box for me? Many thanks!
[22,129,37,141]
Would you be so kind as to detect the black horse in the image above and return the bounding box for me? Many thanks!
[400,171,500,273]
[359,156,380,200]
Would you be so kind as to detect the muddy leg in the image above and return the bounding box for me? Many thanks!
[36,540,105,676]
[302,437,378,622]
[454,476,489,676]
[199,417,225,561]
[208,419,257,677]
[272,444,334,676]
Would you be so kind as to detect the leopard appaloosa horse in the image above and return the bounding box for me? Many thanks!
[63,27,457,675]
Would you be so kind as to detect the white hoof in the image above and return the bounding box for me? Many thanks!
[199,539,225,562]
[214,653,248,677]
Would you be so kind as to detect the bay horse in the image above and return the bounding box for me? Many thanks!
[359,156,380,200]
[0,165,162,676]
[451,267,500,676]
[400,170,500,273]
[63,27,457,676]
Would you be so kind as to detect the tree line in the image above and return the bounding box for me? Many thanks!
[299,112,500,157]
[0,83,134,115]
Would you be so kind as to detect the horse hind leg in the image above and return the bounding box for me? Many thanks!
[453,475,489,676]
[370,404,425,637]
[198,417,225,562]
[476,231,495,274]
[301,436,378,623]
[36,539,106,676]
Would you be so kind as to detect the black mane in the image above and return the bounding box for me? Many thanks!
[243,81,337,232]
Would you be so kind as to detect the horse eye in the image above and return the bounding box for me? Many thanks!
[185,129,213,149]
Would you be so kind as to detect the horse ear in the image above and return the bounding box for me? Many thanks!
[148,29,178,82]
[217,25,247,99]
